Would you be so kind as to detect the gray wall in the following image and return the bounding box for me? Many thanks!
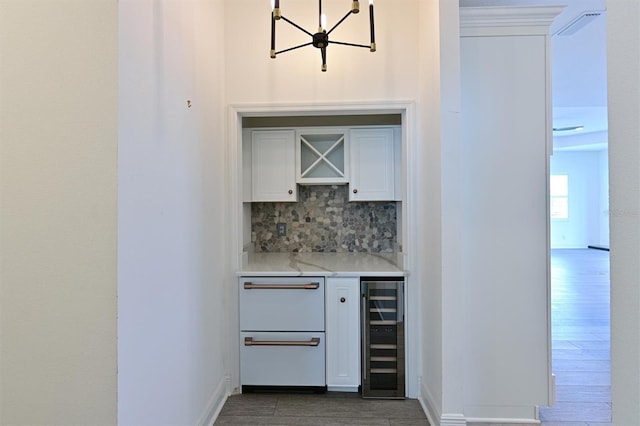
[0,1,117,424]
[607,0,640,423]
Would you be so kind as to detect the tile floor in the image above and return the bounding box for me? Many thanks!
[215,249,610,426]
[214,392,429,425]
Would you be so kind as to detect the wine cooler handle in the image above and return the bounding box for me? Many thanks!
[362,290,368,383]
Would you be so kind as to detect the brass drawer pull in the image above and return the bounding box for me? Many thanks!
[243,282,320,290]
[244,337,320,347]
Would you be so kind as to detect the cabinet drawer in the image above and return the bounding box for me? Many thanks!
[240,277,325,331]
[240,332,326,386]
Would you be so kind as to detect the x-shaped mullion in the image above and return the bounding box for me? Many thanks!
[300,135,345,178]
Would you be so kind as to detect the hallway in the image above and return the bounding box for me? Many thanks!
[540,249,611,425]
[214,249,610,425]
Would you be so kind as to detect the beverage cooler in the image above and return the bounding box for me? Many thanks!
[361,278,405,399]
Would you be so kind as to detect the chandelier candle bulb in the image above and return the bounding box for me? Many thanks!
[321,13,327,31]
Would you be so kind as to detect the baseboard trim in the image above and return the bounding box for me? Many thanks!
[418,377,440,426]
[440,413,467,426]
[587,245,610,251]
[327,385,359,393]
[197,375,231,426]
[466,418,540,425]
[418,377,465,426]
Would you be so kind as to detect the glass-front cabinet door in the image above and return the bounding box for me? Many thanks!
[296,129,349,185]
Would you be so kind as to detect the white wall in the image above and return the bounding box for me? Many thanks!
[7,2,634,424]
[0,1,118,424]
[224,0,420,104]
[223,4,462,420]
[607,1,640,424]
[550,149,608,248]
[118,0,229,424]
[224,0,427,398]
[416,1,465,423]
[459,7,559,421]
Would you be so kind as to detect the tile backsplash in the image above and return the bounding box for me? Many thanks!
[251,185,398,253]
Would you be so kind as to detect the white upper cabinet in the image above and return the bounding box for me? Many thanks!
[251,130,297,202]
[296,129,348,185]
[349,127,400,201]
[247,126,401,202]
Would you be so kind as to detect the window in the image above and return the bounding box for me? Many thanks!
[550,174,569,220]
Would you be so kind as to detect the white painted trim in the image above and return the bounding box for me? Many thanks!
[544,23,556,408]
[228,100,415,268]
[327,386,359,392]
[418,376,442,426]
[229,100,415,117]
[460,6,564,36]
[197,375,231,426]
[441,413,467,426]
[417,381,467,426]
[227,100,419,397]
[417,382,466,426]
[466,418,540,425]
[398,102,419,398]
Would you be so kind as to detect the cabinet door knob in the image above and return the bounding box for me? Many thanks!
[288,189,293,195]
[340,297,346,303]
[352,189,358,194]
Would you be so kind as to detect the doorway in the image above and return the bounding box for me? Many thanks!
[543,7,610,423]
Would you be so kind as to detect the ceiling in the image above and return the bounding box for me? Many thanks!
[459,0,608,151]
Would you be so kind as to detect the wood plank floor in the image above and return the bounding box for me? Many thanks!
[539,248,611,426]
[215,249,610,425]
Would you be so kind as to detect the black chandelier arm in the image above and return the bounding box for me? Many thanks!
[328,40,371,49]
[327,10,354,36]
[320,46,327,72]
[280,16,314,37]
[276,42,314,55]
[268,0,375,72]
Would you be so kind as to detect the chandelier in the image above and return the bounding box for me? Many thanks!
[270,0,376,72]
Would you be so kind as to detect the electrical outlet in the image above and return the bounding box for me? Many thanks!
[276,223,287,237]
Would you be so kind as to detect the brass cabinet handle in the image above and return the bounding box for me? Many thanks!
[288,189,293,194]
[353,189,358,194]
[340,297,346,303]
[244,337,320,347]
[243,282,320,290]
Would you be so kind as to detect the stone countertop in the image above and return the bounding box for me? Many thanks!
[238,252,406,277]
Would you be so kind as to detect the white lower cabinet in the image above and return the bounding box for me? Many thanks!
[239,275,361,391]
[240,331,326,387]
[325,277,361,391]
[239,277,326,389]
